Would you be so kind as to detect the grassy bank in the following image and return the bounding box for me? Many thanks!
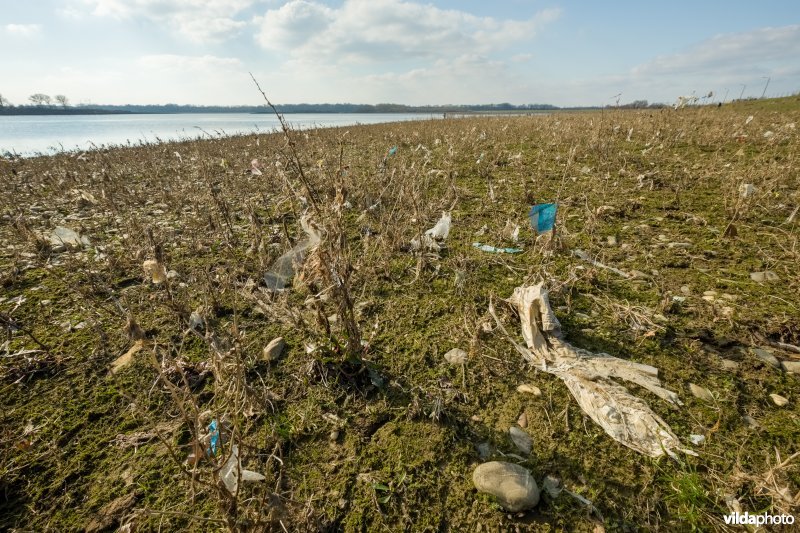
[1,97,799,531]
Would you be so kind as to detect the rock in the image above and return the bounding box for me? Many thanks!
[689,383,714,402]
[444,348,467,365]
[517,412,528,428]
[752,348,780,369]
[739,183,756,198]
[472,461,540,512]
[781,360,800,373]
[750,271,779,282]
[720,359,739,371]
[263,337,286,362]
[770,394,789,407]
[166,269,179,280]
[517,384,542,396]
[606,235,617,246]
[509,426,532,455]
[680,285,692,295]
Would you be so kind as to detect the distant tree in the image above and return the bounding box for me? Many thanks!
[29,93,51,106]
[54,94,69,108]
[0,93,10,108]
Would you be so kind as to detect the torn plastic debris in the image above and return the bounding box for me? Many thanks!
[387,146,398,156]
[411,212,451,251]
[264,215,322,290]
[529,203,557,235]
[219,445,266,495]
[207,419,220,456]
[473,242,522,254]
[491,283,694,458]
[143,259,167,284]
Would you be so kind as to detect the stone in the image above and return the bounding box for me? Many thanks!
[263,337,286,362]
[509,426,532,455]
[751,348,780,369]
[770,394,789,407]
[472,461,540,512]
[781,360,800,373]
[516,384,542,396]
[689,383,714,402]
[749,271,779,282]
[517,412,528,428]
[444,348,467,365]
[720,359,739,371]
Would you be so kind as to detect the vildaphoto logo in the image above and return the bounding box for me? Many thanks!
[723,512,795,525]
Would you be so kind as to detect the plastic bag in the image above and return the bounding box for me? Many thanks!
[264,215,321,290]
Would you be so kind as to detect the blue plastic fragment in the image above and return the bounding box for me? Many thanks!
[208,419,220,456]
[388,146,398,156]
[529,203,557,234]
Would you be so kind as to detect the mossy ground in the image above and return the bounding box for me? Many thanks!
[1,96,799,531]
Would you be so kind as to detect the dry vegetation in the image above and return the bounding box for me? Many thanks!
[1,96,799,531]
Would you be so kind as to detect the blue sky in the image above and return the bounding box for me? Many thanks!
[1,1,799,106]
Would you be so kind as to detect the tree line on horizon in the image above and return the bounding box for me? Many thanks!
[1,92,672,115]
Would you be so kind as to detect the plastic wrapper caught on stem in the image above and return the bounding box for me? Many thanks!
[264,214,322,290]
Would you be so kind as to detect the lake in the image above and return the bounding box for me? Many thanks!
[0,113,437,156]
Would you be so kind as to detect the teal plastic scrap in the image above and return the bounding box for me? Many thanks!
[529,203,557,234]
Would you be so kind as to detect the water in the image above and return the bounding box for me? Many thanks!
[0,113,435,156]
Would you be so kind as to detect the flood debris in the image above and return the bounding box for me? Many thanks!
[110,340,145,374]
[472,242,522,254]
[573,249,630,279]
[48,226,90,251]
[444,347,467,365]
[529,203,557,235]
[492,283,693,458]
[142,259,167,284]
[264,214,322,290]
[472,461,540,512]
[411,212,451,252]
[219,444,266,495]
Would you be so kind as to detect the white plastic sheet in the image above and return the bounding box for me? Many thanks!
[494,283,694,458]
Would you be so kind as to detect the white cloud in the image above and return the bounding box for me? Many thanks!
[632,25,800,77]
[5,24,42,37]
[79,0,256,42]
[256,0,561,64]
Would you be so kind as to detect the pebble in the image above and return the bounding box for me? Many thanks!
[781,361,800,373]
[751,348,780,369]
[689,434,706,445]
[444,348,468,365]
[680,285,692,295]
[472,461,540,512]
[517,412,528,428]
[262,337,286,362]
[750,271,779,282]
[509,426,532,455]
[770,394,789,407]
[606,235,617,246]
[516,384,542,396]
[720,359,739,371]
[689,383,714,402]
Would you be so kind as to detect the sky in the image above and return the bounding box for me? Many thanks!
[1,0,799,107]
